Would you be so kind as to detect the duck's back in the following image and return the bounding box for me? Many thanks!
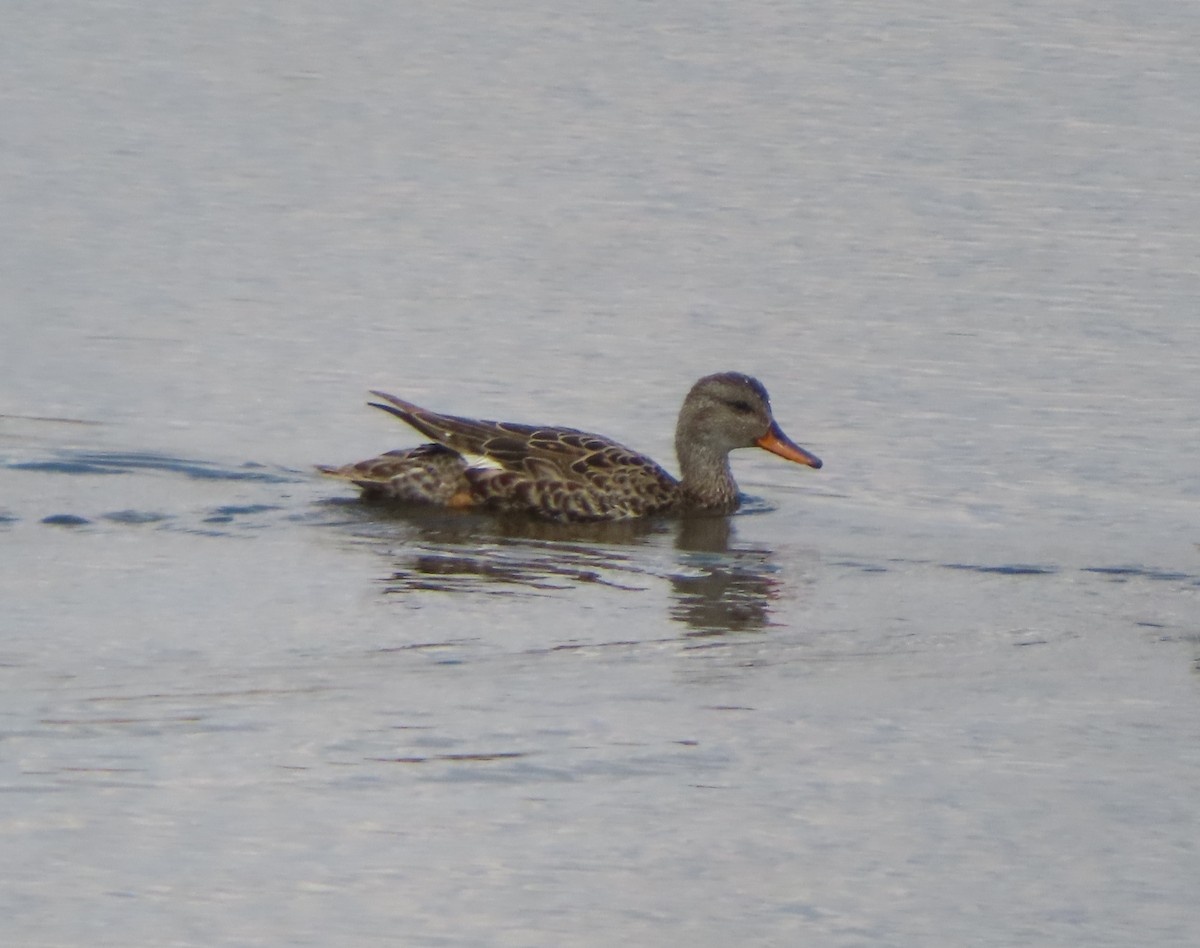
[461,424,681,521]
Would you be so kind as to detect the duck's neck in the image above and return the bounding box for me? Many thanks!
[676,440,740,512]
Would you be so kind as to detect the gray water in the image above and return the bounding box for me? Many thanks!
[3,3,1199,946]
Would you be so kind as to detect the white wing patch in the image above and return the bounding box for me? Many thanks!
[461,451,504,471]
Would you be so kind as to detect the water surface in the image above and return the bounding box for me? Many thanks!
[3,2,1199,946]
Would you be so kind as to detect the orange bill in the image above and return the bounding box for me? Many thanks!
[756,422,822,468]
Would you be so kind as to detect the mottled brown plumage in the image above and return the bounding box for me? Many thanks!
[319,372,821,522]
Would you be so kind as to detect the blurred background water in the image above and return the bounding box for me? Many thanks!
[2,2,1198,946]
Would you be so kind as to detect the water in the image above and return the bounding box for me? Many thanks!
[3,2,1199,945]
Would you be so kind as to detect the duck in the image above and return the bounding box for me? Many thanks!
[319,371,821,523]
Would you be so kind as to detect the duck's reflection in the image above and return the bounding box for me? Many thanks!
[329,500,782,635]
[344,503,664,594]
[670,517,779,635]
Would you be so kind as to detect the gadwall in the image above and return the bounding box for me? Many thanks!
[319,372,821,522]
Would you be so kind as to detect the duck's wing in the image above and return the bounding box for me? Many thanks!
[369,391,680,520]
[368,391,533,460]
[368,391,656,482]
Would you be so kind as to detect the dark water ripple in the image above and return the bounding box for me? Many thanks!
[1082,566,1197,583]
[8,451,299,483]
[832,557,1200,588]
[942,563,1058,576]
[7,451,301,534]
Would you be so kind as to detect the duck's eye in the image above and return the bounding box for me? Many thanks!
[728,399,756,415]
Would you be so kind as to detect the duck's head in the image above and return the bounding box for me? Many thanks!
[676,372,822,468]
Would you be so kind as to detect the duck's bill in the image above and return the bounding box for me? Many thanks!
[756,422,822,469]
